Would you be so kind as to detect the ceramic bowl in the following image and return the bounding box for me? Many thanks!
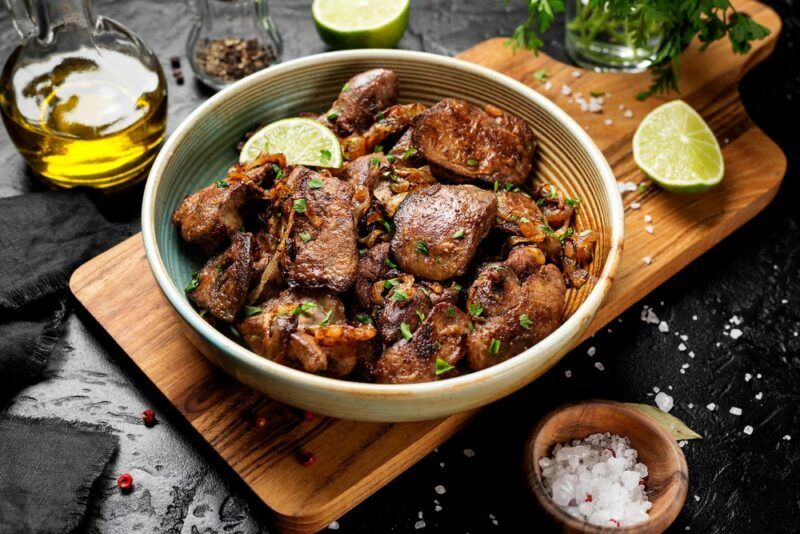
[142,49,624,422]
[525,401,689,533]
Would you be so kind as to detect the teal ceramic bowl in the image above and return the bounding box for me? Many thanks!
[142,49,624,422]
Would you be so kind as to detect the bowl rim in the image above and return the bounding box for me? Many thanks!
[142,48,624,399]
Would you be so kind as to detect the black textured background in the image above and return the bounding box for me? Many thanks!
[1,1,799,532]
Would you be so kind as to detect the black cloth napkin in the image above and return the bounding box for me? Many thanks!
[0,416,119,534]
[0,189,131,532]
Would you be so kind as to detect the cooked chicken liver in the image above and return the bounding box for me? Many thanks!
[391,184,497,280]
[188,232,253,323]
[280,170,359,293]
[374,302,470,384]
[412,98,536,187]
[322,68,399,137]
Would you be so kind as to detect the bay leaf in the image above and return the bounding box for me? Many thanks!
[626,403,702,440]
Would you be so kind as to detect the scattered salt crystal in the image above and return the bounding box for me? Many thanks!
[745,373,752,382]
[694,495,700,502]
[653,386,660,393]
[783,435,792,441]
[642,256,652,265]
[679,440,687,448]
[572,70,582,78]
[689,351,695,358]
[757,373,762,379]
[729,406,742,416]
[688,403,694,408]
[439,462,445,467]
[588,97,603,113]
[682,363,690,369]
[655,392,674,412]
[658,321,669,333]
[743,425,753,435]
[729,315,743,325]
[564,369,573,378]
[644,214,653,223]
[781,298,788,304]
[730,328,743,339]
[595,362,605,371]
[588,346,596,357]
[641,306,659,324]
[707,403,716,411]
[678,343,687,352]
[328,521,340,530]
[414,520,426,529]
[630,202,641,209]
[644,225,655,234]
[618,181,637,193]
[692,315,698,320]
[539,433,651,527]
[434,485,446,495]
[623,109,634,119]
[561,84,572,96]
[679,369,686,374]
[435,505,442,512]
[604,118,613,126]
[680,334,688,341]
[418,511,424,519]
[724,137,730,144]
[755,392,763,400]
[544,80,553,91]
[463,448,475,457]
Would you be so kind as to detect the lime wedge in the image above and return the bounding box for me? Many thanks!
[633,100,724,193]
[239,118,343,168]
[312,0,410,50]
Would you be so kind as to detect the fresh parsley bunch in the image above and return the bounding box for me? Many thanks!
[508,0,770,99]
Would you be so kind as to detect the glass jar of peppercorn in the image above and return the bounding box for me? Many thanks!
[187,0,283,90]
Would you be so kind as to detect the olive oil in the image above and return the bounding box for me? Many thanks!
[1,46,167,190]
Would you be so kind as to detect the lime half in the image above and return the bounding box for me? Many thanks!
[312,0,410,50]
[239,118,343,168]
[633,100,724,193]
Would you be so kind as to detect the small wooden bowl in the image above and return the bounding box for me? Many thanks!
[525,400,688,533]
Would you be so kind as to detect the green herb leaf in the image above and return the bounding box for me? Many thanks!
[402,147,417,160]
[549,184,557,198]
[452,228,465,239]
[504,182,514,192]
[271,164,285,180]
[384,278,399,290]
[369,157,381,167]
[327,111,338,120]
[298,231,313,243]
[377,111,386,124]
[416,241,429,255]
[293,198,307,214]
[374,145,384,153]
[590,91,606,97]
[493,181,499,192]
[320,309,334,326]
[392,289,409,302]
[384,257,398,269]
[308,177,325,189]
[435,357,455,375]
[532,69,549,82]
[291,302,316,315]
[626,403,703,440]
[184,271,200,293]
[453,282,463,292]
[579,229,593,237]
[355,314,372,325]
[380,219,393,233]
[468,320,474,333]
[488,338,501,355]
[215,179,228,188]
[400,321,413,340]
[468,303,483,317]
[243,305,262,317]
[319,149,331,165]
[467,158,478,166]
[416,309,426,322]
[566,196,581,207]
[386,154,396,163]
[637,182,649,194]
[444,306,456,319]
[519,314,533,330]
[341,83,350,93]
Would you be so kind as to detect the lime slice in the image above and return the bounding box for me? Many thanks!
[312,0,410,50]
[239,118,343,168]
[633,100,724,193]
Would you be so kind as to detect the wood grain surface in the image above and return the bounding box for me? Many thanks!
[70,2,785,531]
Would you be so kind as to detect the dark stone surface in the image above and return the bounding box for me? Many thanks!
[1,1,799,532]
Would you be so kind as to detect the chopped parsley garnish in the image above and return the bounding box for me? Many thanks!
[271,164,284,180]
[504,182,514,192]
[319,149,332,164]
[341,83,350,93]
[590,91,606,97]
[540,225,558,239]
[468,320,474,333]
[444,306,457,318]
[579,229,593,237]
[468,303,484,317]
[377,111,386,124]
[184,271,200,293]
[374,145,384,153]
[416,309,426,322]
[519,216,530,223]
[467,158,478,166]
[416,241,429,255]
[298,231,313,243]
[293,198,307,213]
[453,282,463,292]
[401,147,417,160]
[549,184,557,198]
[384,278,399,290]
[435,358,455,375]
[198,309,208,318]
[452,228,465,239]
[291,302,316,315]
[380,219,393,233]
[532,69,549,82]
[215,179,228,188]
[400,321,413,340]
[535,198,545,206]
[369,157,381,167]
[385,257,398,269]
[566,196,581,207]
[392,289,409,302]
[561,227,575,242]
[320,309,333,326]
[493,180,500,192]
[308,177,325,189]
[327,111,338,120]
[637,182,649,194]
[488,338,501,355]
[243,305,262,317]
[386,154,396,163]
[519,314,533,330]
[419,286,430,298]
[355,314,372,325]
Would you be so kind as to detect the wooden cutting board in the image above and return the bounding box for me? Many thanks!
[70,1,785,531]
